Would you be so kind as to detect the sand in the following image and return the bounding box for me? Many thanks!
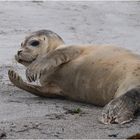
[0,1,140,139]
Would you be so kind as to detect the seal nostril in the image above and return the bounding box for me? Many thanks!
[18,50,22,55]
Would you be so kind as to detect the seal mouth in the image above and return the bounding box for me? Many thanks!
[18,59,32,63]
[15,55,36,66]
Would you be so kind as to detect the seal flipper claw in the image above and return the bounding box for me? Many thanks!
[26,69,33,82]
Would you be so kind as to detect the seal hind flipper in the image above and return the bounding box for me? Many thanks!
[100,88,140,124]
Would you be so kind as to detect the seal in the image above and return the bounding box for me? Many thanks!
[8,30,140,124]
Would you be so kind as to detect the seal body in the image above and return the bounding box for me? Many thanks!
[43,45,140,106]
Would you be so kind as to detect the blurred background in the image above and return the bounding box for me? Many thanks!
[0,1,140,65]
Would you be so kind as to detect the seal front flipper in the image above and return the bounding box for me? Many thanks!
[100,88,140,124]
[8,70,63,98]
[26,46,83,82]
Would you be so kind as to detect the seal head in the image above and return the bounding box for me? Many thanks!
[15,30,64,66]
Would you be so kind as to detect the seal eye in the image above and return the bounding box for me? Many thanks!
[30,40,40,47]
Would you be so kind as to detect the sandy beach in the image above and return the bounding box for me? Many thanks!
[0,1,140,139]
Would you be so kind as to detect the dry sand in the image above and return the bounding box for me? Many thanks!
[0,1,140,139]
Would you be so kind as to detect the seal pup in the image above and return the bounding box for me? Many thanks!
[8,30,140,124]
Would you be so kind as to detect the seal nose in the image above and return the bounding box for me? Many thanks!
[17,50,22,55]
